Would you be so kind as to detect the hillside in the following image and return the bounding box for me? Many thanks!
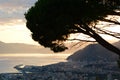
[67,42,119,62]
[0,41,52,53]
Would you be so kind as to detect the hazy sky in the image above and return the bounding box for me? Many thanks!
[0,0,120,45]
[0,0,38,45]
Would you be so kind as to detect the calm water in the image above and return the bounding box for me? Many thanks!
[0,53,71,73]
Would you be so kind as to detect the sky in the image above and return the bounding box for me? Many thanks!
[0,0,38,45]
[0,0,120,45]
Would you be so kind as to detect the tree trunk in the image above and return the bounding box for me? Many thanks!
[79,23,120,56]
[92,30,120,56]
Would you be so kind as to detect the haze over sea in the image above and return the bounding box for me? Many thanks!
[0,53,71,73]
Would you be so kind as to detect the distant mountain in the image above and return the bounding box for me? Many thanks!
[0,41,52,53]
[67,42,119,62]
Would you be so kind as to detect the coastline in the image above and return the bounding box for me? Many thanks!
[0,61,120,80]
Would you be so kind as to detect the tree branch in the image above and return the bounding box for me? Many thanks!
[67,39,96,42]
[94,27,120,39]
[102,18,120,25]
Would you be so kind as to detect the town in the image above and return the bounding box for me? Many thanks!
[0,60,120,80]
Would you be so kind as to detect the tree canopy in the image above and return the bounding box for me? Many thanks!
[25,0,120,55]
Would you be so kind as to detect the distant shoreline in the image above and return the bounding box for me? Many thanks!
[0,61,120,80]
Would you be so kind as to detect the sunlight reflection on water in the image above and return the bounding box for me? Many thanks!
[0,53,71,73]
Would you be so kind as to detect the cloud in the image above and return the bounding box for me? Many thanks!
[0,0,39,45]
[0,0,37,25]
[0,0,36,9]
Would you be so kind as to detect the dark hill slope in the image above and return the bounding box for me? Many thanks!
[67,42,119,62]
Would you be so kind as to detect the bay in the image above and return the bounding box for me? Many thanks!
[0,53,71,73]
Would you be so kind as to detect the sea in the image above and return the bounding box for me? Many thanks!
[0,53,71,73]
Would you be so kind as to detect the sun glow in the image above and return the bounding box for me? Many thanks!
[0,14,120,45]
[96,15,120,42]
[0,53,71,58]
[69,15,120,43]
[0,20,38,45]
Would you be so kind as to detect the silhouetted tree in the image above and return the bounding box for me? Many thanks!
[25,0,120,56]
